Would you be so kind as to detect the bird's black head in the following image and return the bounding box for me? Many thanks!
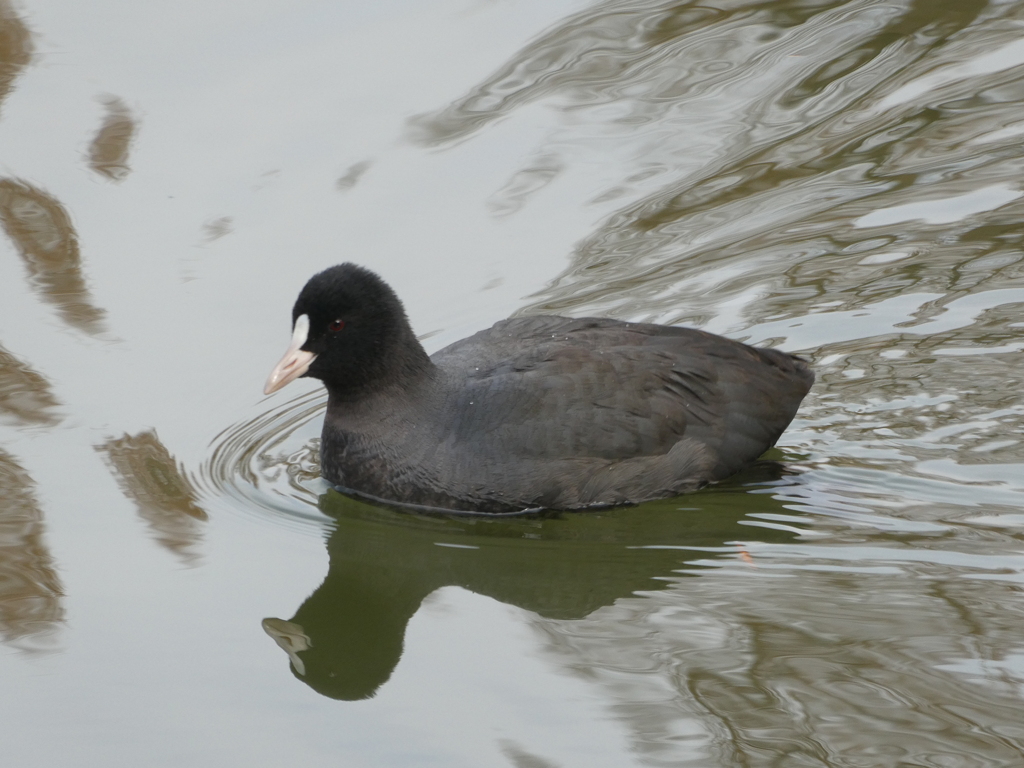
[265,263,430,398]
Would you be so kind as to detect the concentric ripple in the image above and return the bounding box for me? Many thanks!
[200,389,332,534]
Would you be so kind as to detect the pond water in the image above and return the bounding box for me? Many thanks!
[2,0,1024,765]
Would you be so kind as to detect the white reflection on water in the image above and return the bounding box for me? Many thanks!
[878,36,1024,110]
[854,183,1023,227]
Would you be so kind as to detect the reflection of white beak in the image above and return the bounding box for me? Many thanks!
[264,314,317,395]
[261,617,312,676]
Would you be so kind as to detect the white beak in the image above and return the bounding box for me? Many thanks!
[264,314,317,395]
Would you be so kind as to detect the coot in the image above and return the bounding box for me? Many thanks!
[265,264,813,513]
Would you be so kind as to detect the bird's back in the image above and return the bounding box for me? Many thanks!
[418,316,812,509]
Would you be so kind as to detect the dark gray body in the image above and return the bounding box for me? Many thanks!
[319,316,813,514]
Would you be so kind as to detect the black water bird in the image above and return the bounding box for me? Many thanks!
[264,264,813,513]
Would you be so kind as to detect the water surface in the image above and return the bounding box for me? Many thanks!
[1,0,1023,766]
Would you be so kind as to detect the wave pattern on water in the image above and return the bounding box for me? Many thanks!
[407,0,1024,522]
[397,1,1024,763]
[201,389,330,534]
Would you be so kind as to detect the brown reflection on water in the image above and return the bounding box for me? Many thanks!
[703,610,1023,764]
[409,0,858,146]
[802,305,1024,478]
[88,95,137,182]
[0,343,59,426]
[498,740,561,768]
[0,179,106,335]
[0,448,64,651]
[509,2,1000,322]
[96,430,207,566]
[200,216,233,243]
[551,566,1024,766]
[411,0,1010,325]
[0,0,31,117]
[335,160,371,192]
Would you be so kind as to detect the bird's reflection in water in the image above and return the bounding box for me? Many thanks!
[263,462,802,701]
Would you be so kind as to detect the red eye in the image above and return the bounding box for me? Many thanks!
[329,319,345,332]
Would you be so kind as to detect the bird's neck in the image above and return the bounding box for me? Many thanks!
[321,324,434,403]
[323,346,435,414]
